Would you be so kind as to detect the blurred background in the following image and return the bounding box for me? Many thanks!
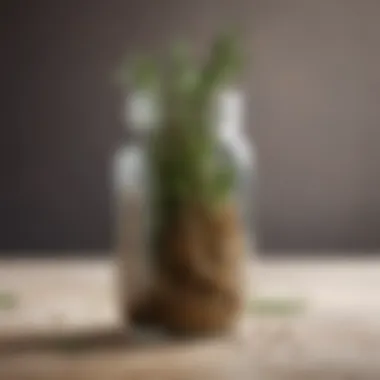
[1,0,380,254]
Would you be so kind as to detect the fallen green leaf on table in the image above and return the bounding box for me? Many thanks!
[0,291,18,310]
[247,297,307,316]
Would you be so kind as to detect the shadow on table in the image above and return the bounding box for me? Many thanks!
[0,328,129,354]
[0,327,186,356]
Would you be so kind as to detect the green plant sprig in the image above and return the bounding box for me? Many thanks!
[117,32,243,211]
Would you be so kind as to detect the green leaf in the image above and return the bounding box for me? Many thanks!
[131,56,160,90]
[247,297,307,317]
[114,55,160,91]
[0,291,18,311]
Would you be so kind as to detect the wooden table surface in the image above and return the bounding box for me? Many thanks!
[0,256,380,379]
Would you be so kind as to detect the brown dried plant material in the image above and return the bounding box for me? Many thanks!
[130,200,247,336]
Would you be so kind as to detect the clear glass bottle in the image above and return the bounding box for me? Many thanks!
[113,88,257,333]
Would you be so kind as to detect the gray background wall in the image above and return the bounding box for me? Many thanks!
[1,0,380,253]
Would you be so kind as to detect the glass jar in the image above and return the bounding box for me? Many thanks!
[113,88,257,334]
